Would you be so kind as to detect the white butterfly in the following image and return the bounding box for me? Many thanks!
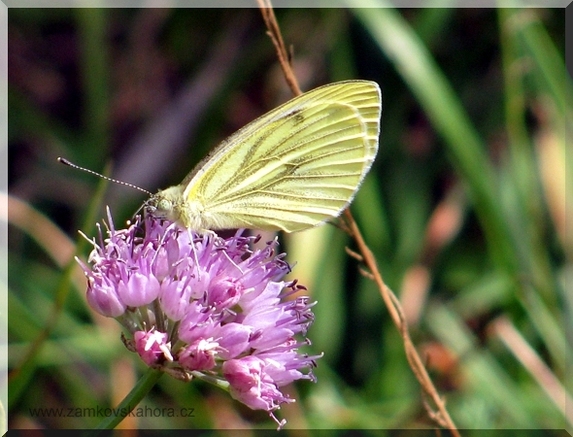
[146,80,381,233]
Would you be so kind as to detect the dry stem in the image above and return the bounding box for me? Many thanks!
[257,2,461,435]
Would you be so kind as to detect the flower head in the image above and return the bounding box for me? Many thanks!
[77,209,321,428]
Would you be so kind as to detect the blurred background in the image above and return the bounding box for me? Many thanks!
[7,6,572,432]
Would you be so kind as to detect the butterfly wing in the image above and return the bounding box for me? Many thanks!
[180,80,381,232]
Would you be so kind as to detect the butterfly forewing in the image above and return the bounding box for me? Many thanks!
[177,80,381,232]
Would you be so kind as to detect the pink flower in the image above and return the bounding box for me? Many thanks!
[133,328,173,366]
[77,209,321,428]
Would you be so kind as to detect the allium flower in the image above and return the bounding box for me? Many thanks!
[77,208,321,428]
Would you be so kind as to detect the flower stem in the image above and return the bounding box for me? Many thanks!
[94,368,163,430]
[190,371,230,392]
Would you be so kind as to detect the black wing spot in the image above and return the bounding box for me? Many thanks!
[289,109,305,125]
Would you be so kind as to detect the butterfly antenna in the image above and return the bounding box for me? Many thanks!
[58,157,153,196]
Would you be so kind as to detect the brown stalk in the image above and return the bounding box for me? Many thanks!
[344,208,460,436]
[257,0,302,97]
[256,2,460,435]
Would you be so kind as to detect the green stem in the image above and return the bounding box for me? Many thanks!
[92,368,163,432]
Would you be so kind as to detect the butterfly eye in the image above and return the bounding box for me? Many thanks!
[144,196,171,217]
[157,199,172,213]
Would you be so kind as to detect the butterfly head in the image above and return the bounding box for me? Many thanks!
[146,185,213,231]
[146,186,185,223]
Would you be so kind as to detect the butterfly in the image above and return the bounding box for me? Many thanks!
[144,80,381,233]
